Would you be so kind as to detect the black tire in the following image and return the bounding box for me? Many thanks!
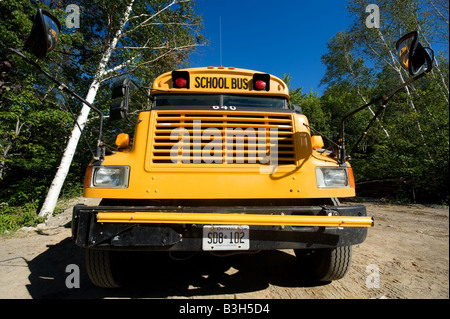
[85,249,123,288]
[295,245,352,281]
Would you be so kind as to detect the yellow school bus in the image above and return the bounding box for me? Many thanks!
[72,66,372,287]
[19,8,432,291]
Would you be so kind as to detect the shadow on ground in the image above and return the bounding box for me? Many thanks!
[26,234,329,299]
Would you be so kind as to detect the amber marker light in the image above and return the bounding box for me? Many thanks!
[348,167,356,188]
[115,133,130,149]
[311,135,325,149]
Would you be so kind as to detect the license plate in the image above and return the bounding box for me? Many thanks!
[202,225,250,251]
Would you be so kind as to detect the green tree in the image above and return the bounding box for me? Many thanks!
[283,74,331,137]
[319,0,449,203]
[33,0,205,217]
[0,0,205,219]
[0,0,75,205]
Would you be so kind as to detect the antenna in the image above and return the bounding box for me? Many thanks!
[219,16,222,66]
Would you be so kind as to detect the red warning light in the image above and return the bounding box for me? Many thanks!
[254,79,267,90]
[175,77,187,88]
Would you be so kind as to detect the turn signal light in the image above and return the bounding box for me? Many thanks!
[115,133,130,149]
[348,167,356,188]
[311,135,324,149]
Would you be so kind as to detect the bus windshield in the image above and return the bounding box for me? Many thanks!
[154,94,288,109]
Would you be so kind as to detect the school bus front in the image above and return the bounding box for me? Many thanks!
[72,67,373,288]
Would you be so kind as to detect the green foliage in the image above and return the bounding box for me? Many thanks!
[0,201,43,234]
[0,0,205,231]
[1,1,71,208]
[316,0,449,204]
[283,74,331,136]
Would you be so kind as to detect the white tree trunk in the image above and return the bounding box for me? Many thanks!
[38,0,135,218]
[38,83,99,218]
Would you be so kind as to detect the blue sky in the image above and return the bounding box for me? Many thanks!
[189,0,354,96]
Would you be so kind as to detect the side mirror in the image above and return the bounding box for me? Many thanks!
[395,31,433,76]
[24,8,61,59]
[110,78,131,121]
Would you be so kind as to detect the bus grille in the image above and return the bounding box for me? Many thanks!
[150,111,296,165]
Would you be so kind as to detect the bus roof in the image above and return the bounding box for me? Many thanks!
[151,66,290,100]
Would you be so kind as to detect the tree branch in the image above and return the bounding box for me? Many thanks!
[121,0,189,38]
[100,43,203,82]
[428,0,449,26]
[100,44,199,83]
[102,56,138,77]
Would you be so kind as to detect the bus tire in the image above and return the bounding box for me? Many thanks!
[85,248,122,288]
[295,245,352,281]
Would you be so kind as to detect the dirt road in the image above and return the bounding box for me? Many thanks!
[0,199,448,299]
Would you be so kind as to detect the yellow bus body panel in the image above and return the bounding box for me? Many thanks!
[152,66,290,99]
[84,110,355,200]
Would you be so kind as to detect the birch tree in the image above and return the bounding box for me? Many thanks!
[320,30,397,162]
[38,0,204,218]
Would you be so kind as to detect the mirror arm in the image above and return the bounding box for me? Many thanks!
[130,79,153,102]
[338,95,383,164]
[9,48,105,162]
[122,79,152,124]
[338,70,428,164]
[121,80,133,125]
[347,96,390,159]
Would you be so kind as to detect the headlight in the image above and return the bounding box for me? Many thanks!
[91,166,130,188]
[316,167,349,188]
